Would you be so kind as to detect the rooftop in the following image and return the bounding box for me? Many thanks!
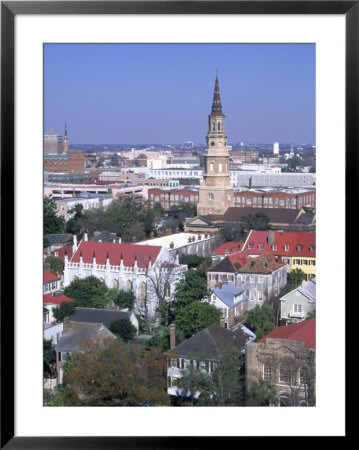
[55,322,115,353]
[43,269,60,283]
[165,324,248,360]
[70,307,133,329]
[136,232,212,250]
[212,283,247,308]
[257,319,315,350]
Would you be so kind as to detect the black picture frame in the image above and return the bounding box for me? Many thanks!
[1,1,352,447]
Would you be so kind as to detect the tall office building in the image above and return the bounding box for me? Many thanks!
[273,142,280,156]
[44,129,63,155]
[197,74,234,215]
[63,123,69,154]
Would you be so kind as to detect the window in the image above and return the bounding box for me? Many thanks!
[263,364,272,380]
[272,244,277,251]
[293,304,303,314]
[297,245,302,251]
[218,162,223,172]
[284,244,289,251]
[310,260,316,266]
[279,363,291,384]
[209,162,214,172]
[248,243,253,249]
[258,244,263,250]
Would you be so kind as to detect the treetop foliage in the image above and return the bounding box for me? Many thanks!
[64,276,108,309]
[245,302,276,341]
[174,301,222,339]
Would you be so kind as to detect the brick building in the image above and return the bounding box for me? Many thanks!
[233,187,316,210]
[148,188,199,209]
[229,150,259,163]
[44,149,85,174]
[245,319,316,406]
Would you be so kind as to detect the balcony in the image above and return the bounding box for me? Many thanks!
[289,311,304,318]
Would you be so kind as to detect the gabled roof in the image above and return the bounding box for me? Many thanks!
[297,279,316,303]
[55,322,115,353]
[210,241,244,256]
[212,283,246,308]
[51,245,73,261]
[237,252,287,274]
[243,230,315,257]
[70,307,133,329]
[70,241,162,268]
[165,324,248,359]
[208,252,250,274]
[257,319,315,350]
[43,293,74,306]
[43,269,60,283]
[208,257,236,273]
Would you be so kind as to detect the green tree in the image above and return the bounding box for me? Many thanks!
[106,289,135,310]
[289,268,306,287]
[241,212,271,232]
[44,197,65,235]
[306,309,316,319]
[44,235,51,249]
[109,318,137,342]
[64,276,108,308]
[246,379,279,406]
[63,340,169,406]
[175,301,222,339]
[177,348,244,406]
[174,270,210,310]
[44,256,64,276]
[177,366,212,405]
[179,254,204,269]
[147,325,185,351]
[209,348,244,406]
[245,303,276,340]
[53,301,76,323]
[43,339,56,379]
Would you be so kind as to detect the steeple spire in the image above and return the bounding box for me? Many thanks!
[211,72,223,115]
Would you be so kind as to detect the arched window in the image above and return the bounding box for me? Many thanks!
[279,363,291,384]
[209,162,214,172]
[112,279,119,289]
[218,121,221,131]
[139,282,146,308]
[212,122,215,131]
[263,364,272,381]
[126,280,132,291]
[299,367,308,386]
[218,162,223,172]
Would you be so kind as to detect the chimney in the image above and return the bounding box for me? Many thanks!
[63,316,71,333]
[169,242,174,249]
[197,234,201,240]
[267,231,275,244]
[150,231,154,239]
[132,235,137,243]
[170,323,176,349]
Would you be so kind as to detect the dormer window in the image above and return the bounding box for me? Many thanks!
[297,245,302,251]
[309,246,314,252]
[272,244,277,251]
[248,243,253,249]
[258,244,263,250]
[284,244,289,251]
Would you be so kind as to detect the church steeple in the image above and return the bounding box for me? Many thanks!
[211,72,223,115]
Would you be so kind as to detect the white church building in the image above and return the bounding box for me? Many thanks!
[64,236,187,318]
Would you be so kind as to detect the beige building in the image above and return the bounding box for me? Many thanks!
[197,75,235,215]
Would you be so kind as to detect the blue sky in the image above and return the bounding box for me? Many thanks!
[44,43,315,145]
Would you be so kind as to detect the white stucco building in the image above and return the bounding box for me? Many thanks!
[63,239,187,318]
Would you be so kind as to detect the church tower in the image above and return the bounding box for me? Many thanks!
[197,74,234,215]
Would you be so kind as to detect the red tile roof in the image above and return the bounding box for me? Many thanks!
[210,241,244,256]
[258,319,316,349]
[51,245,73,261]
[243,230,315,257]
[71,241,162,268]
[43,269,60,283]
[228,251,250,268]
[237,252,287,274]
[43,293,74,306]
